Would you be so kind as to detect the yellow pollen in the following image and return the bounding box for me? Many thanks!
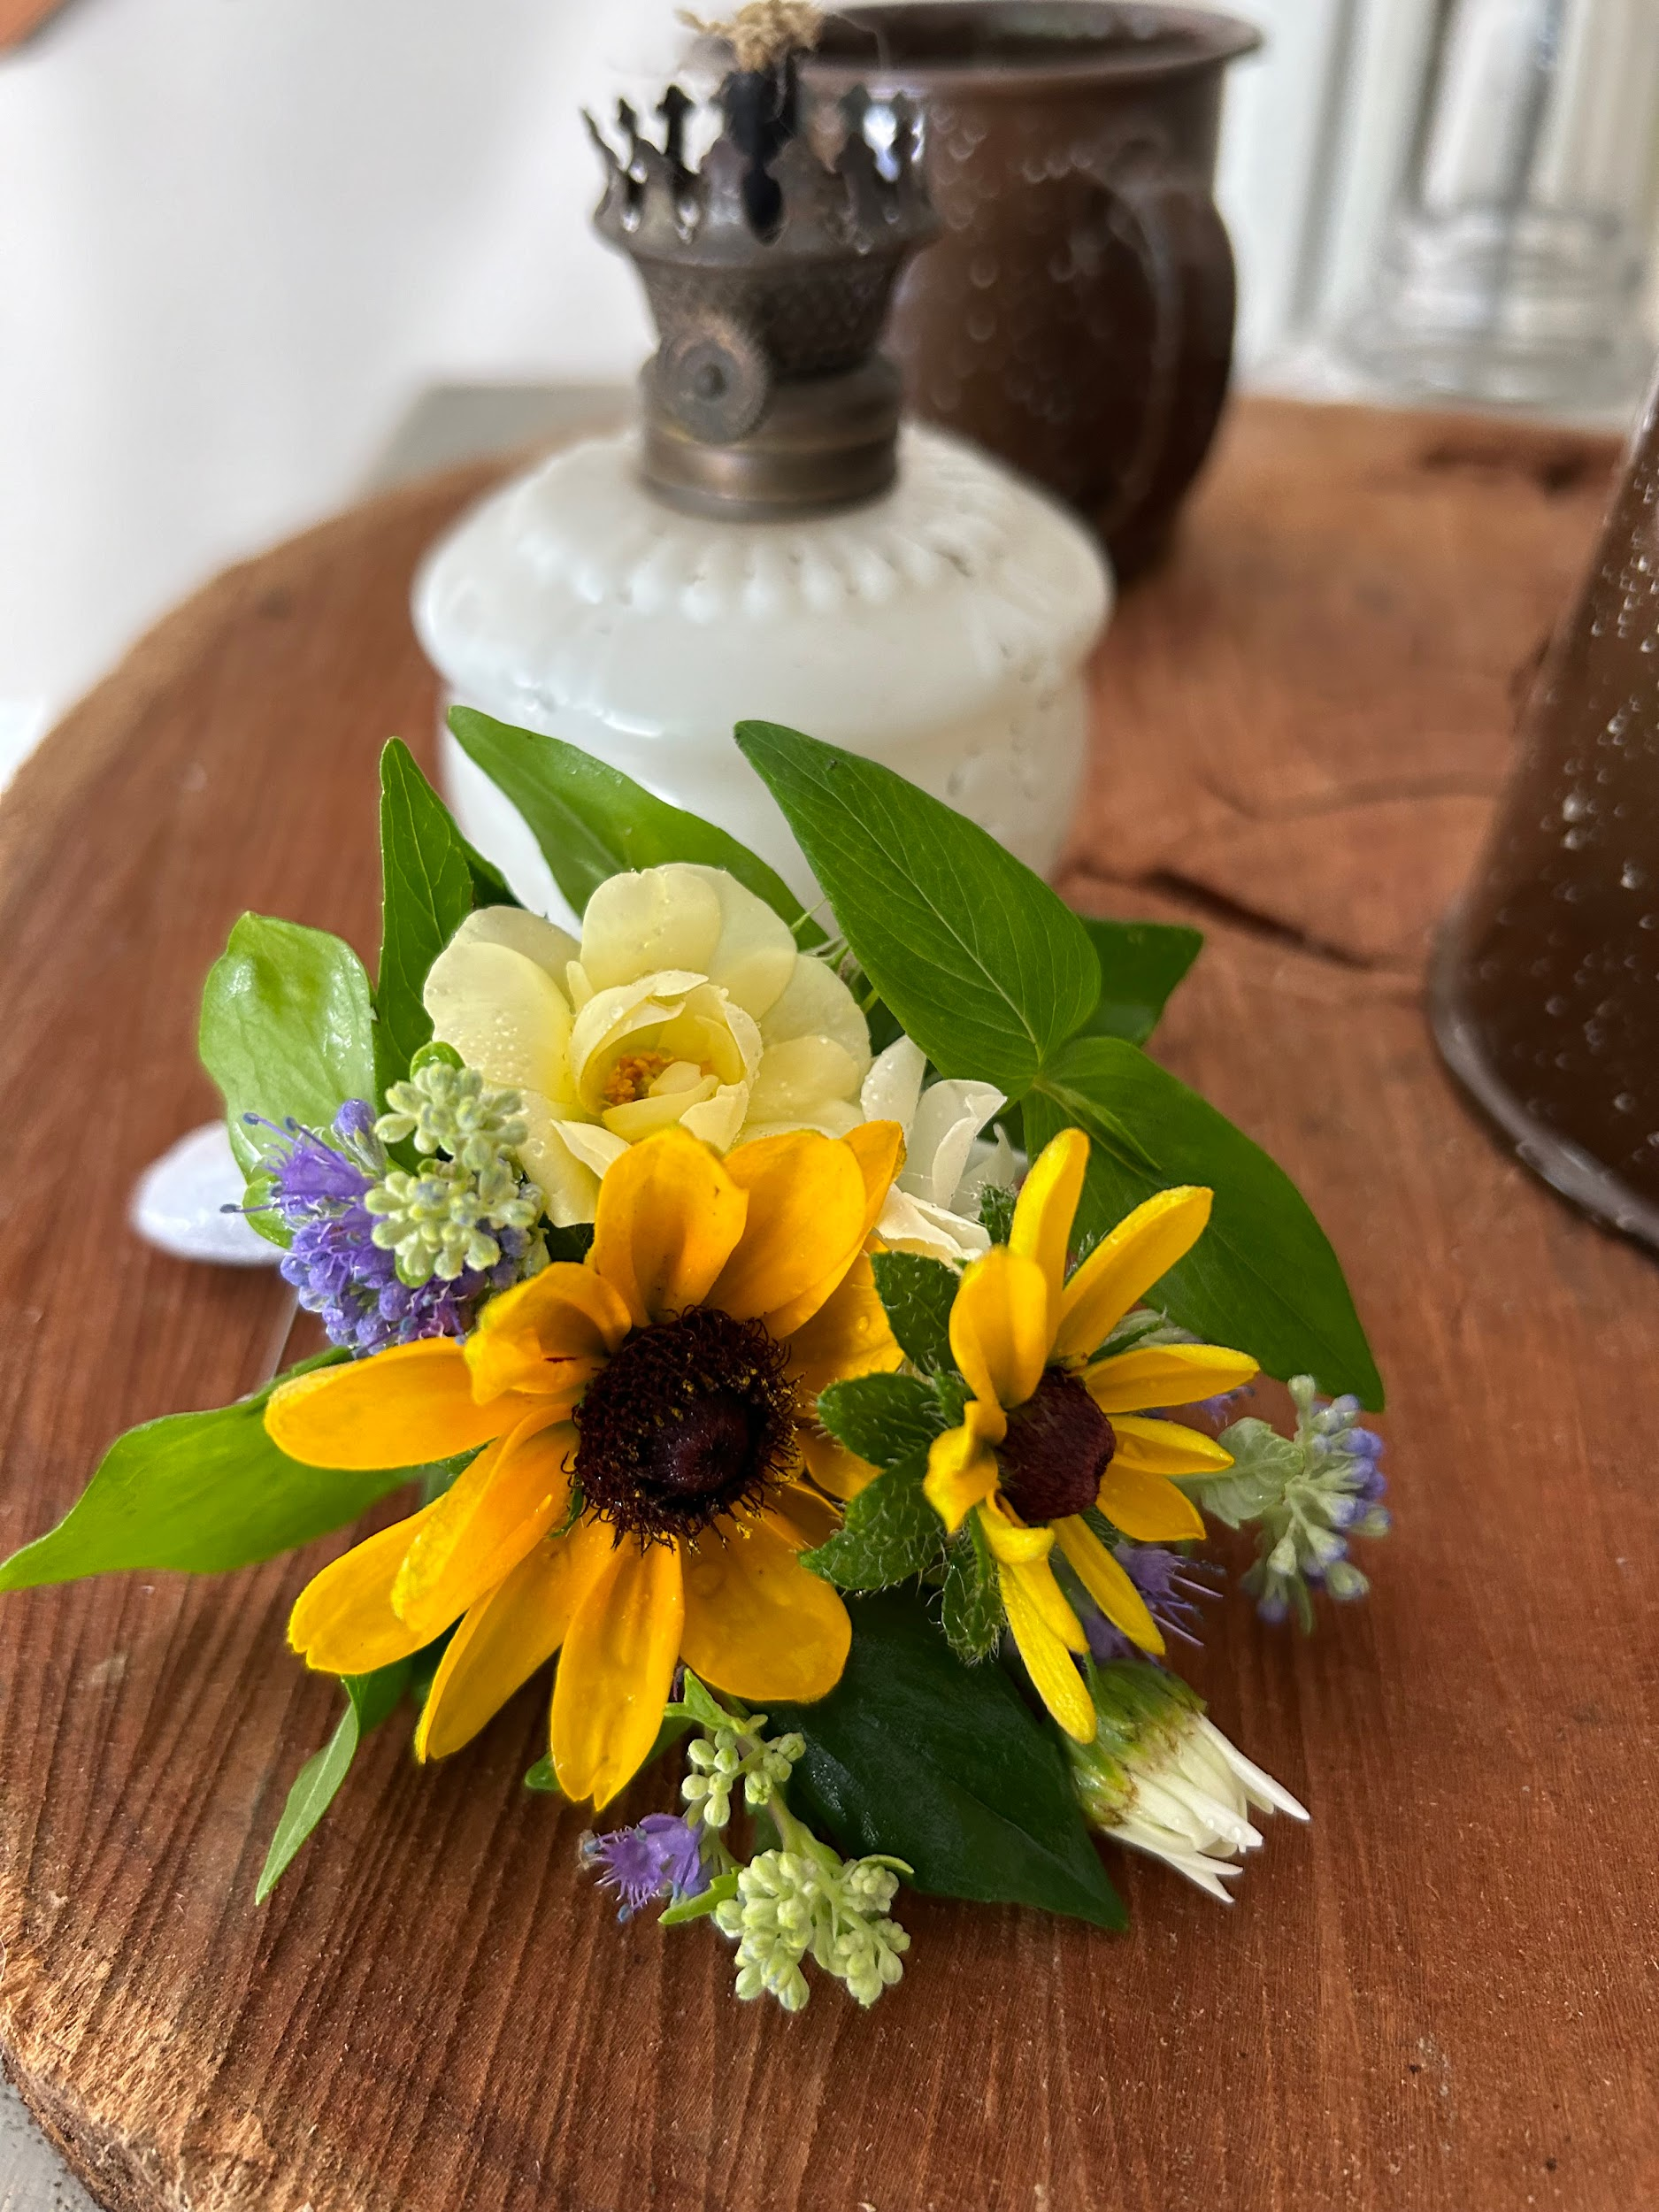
[603,1050,676,1107]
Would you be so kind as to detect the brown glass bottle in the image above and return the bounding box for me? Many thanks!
[1432,371,1659,1248]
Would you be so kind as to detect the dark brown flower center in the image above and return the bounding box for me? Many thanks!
[995,1368,1115,1525]
[572,1306,798,1542]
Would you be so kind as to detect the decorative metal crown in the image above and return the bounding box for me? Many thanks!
[586,52,938,475]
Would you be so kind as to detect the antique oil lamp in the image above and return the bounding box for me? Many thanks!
[413,10,1111,918]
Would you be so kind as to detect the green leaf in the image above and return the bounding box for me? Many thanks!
[1026,1035,1383,1407]
[199,914,378,1240]
[0,1356,419,1588]
[524,1755,561,1794]
[869,1252,959,1375]
[254,1657,411,1904]
[774,1594,1124,1930]
[375,739,488,1094]
[803,1452,941,1593]
[659,1870,739,1928]
[979,1183,1017,1247]
[1182,1417,1305,1527]
[815,1373,947,1470]
[1076,917,1202,1046]
[941,1515,1003,1663]
[449,706,820,941]
[735,721,1099,1095]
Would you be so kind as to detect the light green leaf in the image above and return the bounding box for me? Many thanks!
[735,721,1099,1094]
[255,1657,412,1904]
[199,914,378,1240]
[449,706,821,941]
[941,1515,1003,1663]
[523,1755,561,1793]
[659,1871,739,1927]
[803,1452,942,1592]
[1026,1035,1383,1407]
[1076,917,1202,1045]
[0,1355,420,1588]
[376,739,501,1094]
[815,1373,948,1470]
[869,1252,959,1375]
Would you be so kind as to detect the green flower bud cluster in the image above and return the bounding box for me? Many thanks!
[714,1845,909,2012]
[667,1674,912,2014]
[680,1713,803,1831]
[365,1056,545,1288]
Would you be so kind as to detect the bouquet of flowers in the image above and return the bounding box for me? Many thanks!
[1,710,1388,2012]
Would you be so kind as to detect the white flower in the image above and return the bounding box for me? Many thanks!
[422,865,872,1223]
[1066,1663,1309,1903]
[858,1036,1015,1263]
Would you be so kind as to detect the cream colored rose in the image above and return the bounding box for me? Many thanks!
[860,1037,1016,1263]
[422,864,872,1224]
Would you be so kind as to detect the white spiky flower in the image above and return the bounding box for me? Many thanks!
[1065,1662,1308,1902]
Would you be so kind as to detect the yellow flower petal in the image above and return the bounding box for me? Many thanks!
[949,1245,1051,1413]
[1083,1341,1258,1413]
[976,1495,1055,1565]
[1095,1457,1209,1543]
[266,1340,511,1471]
[288,1502,442,1675]
[711,1130,868,1322]
[784,1254,901,1398]
[414,1517,613,1762]
[1108,1414,1236,1479]
[1010,1126,1088,1319]
[465,1262,632,1406]
[1053,1516,1165,1655]
[551,1538,686,1808]
[798,1425,877,1502]
[923,1420,1000,1533]
[680,1512,851,1703]
[590,1125,748,1329]
[764,1485,842,1551]
[998,1559,1096,1741]
[391,1417,575,1645]
[757,1120,906,1340]
[1053,1186,1213,1362]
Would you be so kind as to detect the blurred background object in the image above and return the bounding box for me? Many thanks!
[809,4,1260,574]
[0,0,73,51]
[1341,0,1659,407]
[4,0,1659,780]
[1432,357,1659,1249]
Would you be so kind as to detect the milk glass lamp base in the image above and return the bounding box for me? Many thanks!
[414,423,1111,913]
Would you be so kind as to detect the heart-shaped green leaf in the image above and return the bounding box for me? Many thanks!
[1027,1034,1383,1407]
[450,706,820,941]
[736,722,1099,1095]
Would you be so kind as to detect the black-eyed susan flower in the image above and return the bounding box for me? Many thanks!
[265,1119,902,1807]
[922,1127,1257,1741]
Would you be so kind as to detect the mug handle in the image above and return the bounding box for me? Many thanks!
[1090,165,1239,553]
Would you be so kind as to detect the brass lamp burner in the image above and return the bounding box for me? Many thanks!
[586,38,940,519]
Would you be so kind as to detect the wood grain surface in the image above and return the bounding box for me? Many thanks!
[1,399,1655,2212]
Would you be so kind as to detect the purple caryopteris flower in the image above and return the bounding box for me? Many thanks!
[1083,1542,1223,1665]
[244,1105,523,1356]
[580,1814,710,1922]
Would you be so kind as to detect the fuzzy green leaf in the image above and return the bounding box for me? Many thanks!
[449,706,820,940]
[0,1355,419,1588]
[736,722,1099,1095]
[774,1594,1125,1931]
[199,912,379,1243]
[803,1453,942,1593]
[941,1515,1003,1663]
[815,1373,948,1471]
[869,1251,959,1375]
[1026,1035,1383,1408]
[1076,917,1202,1046]
[376,739,512,1095]
[254,1658,411,1904]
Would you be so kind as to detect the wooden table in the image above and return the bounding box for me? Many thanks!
[1,399,1654,2212]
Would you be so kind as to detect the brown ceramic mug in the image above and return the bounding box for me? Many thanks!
[809,3,1261,575]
